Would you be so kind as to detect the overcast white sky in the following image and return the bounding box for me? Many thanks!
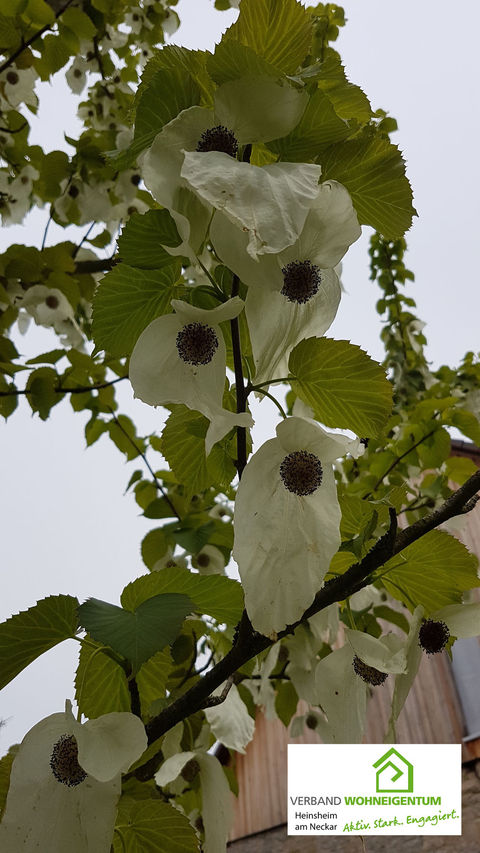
[1,0,479,750]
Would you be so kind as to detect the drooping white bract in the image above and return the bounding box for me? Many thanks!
[314,628,408,743]
[204,683,255,753]
[142,76,308,261]
[233,416,364,637]
[156,750,234,853]
[129,297,253,455]
[0,700,147,852]
[183,155,322,260]
[210,180,361,383]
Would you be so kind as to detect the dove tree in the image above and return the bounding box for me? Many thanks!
[0,1,479,851]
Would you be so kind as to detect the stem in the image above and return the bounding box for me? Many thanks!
[106,406,181,521]
[230,272,247,478]
[366,422,438,496]
[72,222,96,259]
[255,387,287,419]
[247,377,292,393]
[0,376,127,398]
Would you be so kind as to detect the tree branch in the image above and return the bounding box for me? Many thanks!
[0,0,77,75]
[74,257,116,275]
[134,468,480,779]
[0,376,127,397]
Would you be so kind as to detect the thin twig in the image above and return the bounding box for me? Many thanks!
[0,121,28,134]
[0,376,127,398]
[367,422,438,496]
[41,208,53,250]
[0,0,77,75]
[201,674,234,709]
[72,222,96,259]
[74,257,116,275]
[106,406,181,521]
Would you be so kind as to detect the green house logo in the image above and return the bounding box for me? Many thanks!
[373,748,414,793]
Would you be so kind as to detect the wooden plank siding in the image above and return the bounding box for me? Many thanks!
[228,441,480,841]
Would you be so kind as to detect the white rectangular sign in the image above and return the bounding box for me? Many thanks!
[288,744,462,836]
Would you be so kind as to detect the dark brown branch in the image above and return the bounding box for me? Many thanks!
[230,272,247,478]
[74,257,116,275]
[135,469,480,779]
[0,0,76,75]
[392,469,480,555]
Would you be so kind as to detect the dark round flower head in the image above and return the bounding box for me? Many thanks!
[176,322,219,366]
[50,734,87,787]
[45,295,59,309]
[68,185,79,198]
[279,450,323,496]
[305,713,318,730]
[196,552,210,569]
[418,619,450,654]
[6,71,19,85]
[281,260,322,304]
[352,655,388,686]
[196,125,238,158]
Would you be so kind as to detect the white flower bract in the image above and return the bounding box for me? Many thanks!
[129,297,253,455]
[233,416,364,636]
[0,700,147,852]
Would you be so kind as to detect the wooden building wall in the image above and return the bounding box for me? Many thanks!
[228,442,480,842]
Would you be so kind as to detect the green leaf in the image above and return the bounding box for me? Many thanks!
[35,33,71,80]
[372,605,410,635]
[224,0,313,74]
[35,150,69,202]
[141,528,172,570]
[161,406,236,496]
[137,649,172,716]
[115,66,200,168]
[0,595,78,690]
[289,337,393,436]
[416,426,450,468]
[23,0,54,26]
[92,261,182,357]
[302,48,372,123]
[118,211,182,269]
[319,128,416,238]
[174,522,214,553]
[121,567,244,625]
[25,366,62,420]
[113,798,199,853]
[275,679,299,727]
[445,456,479,486]
[77,594,193,673]
[446,408,480,445]
[207,39,281,85]
[75,638,131,718]
[0,375,18,419]
[268,88,352,161]
[26,348,65,365]
[108,415,145,461]
[381,531,479,614]
[61,6,96,38]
